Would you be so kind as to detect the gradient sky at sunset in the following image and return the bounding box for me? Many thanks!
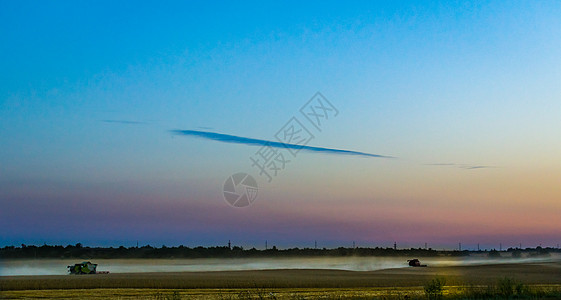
[1,1,560,249]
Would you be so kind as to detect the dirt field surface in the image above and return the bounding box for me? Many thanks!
[1,262,560,299]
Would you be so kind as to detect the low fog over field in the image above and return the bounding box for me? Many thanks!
[2,254,560,276]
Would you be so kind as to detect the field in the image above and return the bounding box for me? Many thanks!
[1,261,561,299]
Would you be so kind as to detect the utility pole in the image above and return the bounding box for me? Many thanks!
[265,240,268,250]
[352,241,355,249]
[314,240,317,249]
[228,240,231,250]
[425,242,427,250]
[394,242,397,250]
[477,243,480,251]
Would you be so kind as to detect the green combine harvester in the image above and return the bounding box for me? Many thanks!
[67,261,99,274]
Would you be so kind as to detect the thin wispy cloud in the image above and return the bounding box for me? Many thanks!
[170,129,393,158]
[102,120,147,125]
[459,165,496,170]
[426,163,496,170]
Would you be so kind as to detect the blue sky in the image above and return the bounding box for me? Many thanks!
[1,1,560,249]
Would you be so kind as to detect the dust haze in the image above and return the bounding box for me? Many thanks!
[2,254,559,276]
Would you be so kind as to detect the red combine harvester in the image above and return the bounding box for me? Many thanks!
[407,259,427,267]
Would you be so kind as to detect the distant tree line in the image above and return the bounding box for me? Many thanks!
[0,244,557,259]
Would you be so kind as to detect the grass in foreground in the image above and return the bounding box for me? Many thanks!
[2,282,561,300]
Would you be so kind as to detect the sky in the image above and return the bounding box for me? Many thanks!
[1,0,560,250]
